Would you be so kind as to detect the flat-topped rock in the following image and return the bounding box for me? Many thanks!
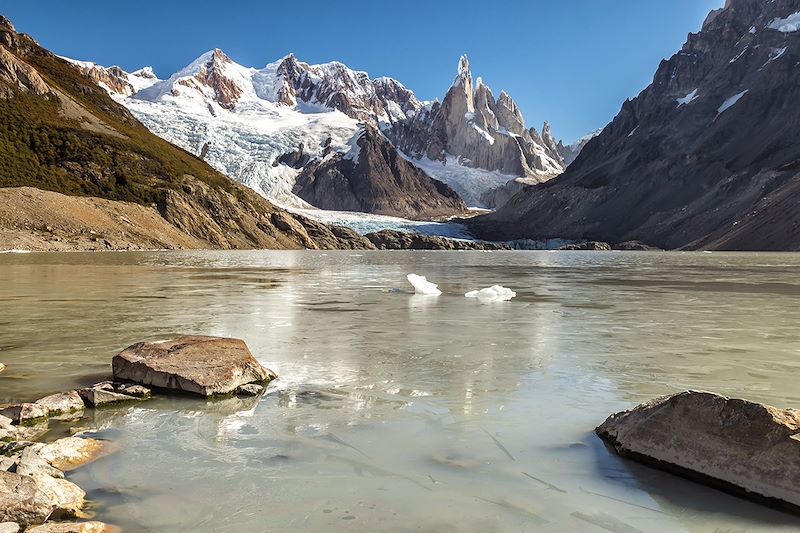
[597,391,800,513]
[112,336,276,397]
[26,522,118,533]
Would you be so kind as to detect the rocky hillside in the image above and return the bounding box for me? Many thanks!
[471,0,800,250]
[0,17,371,250]
[290,125,466,219]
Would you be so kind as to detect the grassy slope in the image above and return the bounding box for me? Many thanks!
[0,26,241,206]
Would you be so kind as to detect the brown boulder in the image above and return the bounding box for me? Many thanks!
[597,391,800,513]
[112,336,276,397]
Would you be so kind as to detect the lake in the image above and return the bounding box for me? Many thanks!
[2,250,800,532]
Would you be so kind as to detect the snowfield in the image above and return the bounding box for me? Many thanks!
[125,96,359,206]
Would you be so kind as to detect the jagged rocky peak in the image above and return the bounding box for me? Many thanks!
[388,54,565,179]
[65,59,160,97]
[291,124,467,219]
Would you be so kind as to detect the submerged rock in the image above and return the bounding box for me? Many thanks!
[0,471,53,527]
[0,364,5,374]
[112,336,277,397]
[597,391,800,513]
[34,392,84,417]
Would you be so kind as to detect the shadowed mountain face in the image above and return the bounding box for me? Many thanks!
[291,126,467,219]
[471,0,800,250]
[0,17,372,250]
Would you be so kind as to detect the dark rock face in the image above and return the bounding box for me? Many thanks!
[597,391,800,513]
[388,56,564,179]
[273,143,310,169]
[472,0,800,250]
[364,230,508,250]
[112,336,277,397]
[292,126,468,219]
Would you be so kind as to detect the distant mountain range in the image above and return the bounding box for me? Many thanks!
[66,50,577,215]
[470,0,800,250]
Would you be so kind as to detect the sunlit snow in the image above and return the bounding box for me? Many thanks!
[676,89,699,107]
[717,90,749,115]
[768,11,800,33]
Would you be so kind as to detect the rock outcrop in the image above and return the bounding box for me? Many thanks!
[112,336,277,397]
[364,230,509,250]
[291,126,467,219]
[597,391,800,512]
[472,0,800,250]
[388,56,564,179]
[0,472,54,527]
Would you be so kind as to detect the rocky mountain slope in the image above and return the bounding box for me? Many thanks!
[386,56,565,205]
[471,0,800,250]
[291,125,466,218]
[0,16,371,250]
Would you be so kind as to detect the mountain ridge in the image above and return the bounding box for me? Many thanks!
[469,0,800,250]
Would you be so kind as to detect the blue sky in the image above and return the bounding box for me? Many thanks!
[3,0,722,142]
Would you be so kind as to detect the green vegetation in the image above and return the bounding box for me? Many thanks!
[0,37,239,206]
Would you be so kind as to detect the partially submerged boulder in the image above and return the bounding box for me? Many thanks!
[0,364,5,374]
[34,392,84,417]
[0,404,48,425]
[37,438,109,472]
[597,391,800,513]
[112,336,276,397]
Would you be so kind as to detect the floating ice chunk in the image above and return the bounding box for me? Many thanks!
[407,274,442,296]
[465,285,516,302]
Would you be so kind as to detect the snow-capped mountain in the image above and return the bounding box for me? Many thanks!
[68,50,571,211]
[387,56,565,205]
[65,58,159,97]
[472,0,800,250]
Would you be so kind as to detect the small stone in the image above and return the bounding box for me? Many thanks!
[26,521,119,532]
[0,471,53,527]
[77,388,137,407]
[34,392,84,417]
[0,523,20,533]
[38,438,109,472]
[0,364,5,374]
[114,384,151,398]
[236,384,265,397]
[0,404,48,425]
